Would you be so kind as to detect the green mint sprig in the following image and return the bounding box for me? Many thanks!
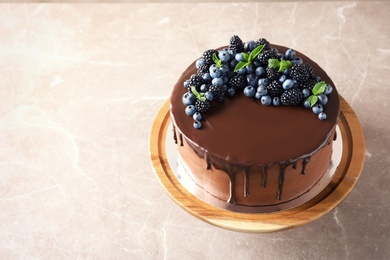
[306,81,326,107]
[212,53,223,69]
[234,44,265,72]
[268,58,292,72]
[191,86,206,101]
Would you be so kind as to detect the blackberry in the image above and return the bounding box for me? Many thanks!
[202,49,217,66]
[195,99,211,113]
[302,63,315,78]
[227,74,246,90]
[289,64,310,82]
[187,74,204,88]
[299,78,316,91]
[255,38,270,50]
[209,85,225,102]
[197,64,209,74]
[281,88,304,106]
[266,80,283,98]
[229,35,244,53]
[257,49,279,66]
[266,67,279,81]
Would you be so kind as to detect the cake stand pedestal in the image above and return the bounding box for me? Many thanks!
[149,96,365,233]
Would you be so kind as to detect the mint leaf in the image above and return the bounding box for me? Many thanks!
[234,61,249,72]
[191,86,206,101]
[279,60,292,72]
[312,81,326,95]
[307,95,318,107]
[268,59,280,69]
[242,52,249,62]
[212,52,223,68]
[248,44,265,63]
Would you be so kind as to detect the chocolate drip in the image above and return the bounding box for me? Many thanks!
[173,126,177,144]
[243,167,249,197]
[227,170,236,204]
[261,166,268,188]
[179,133,183,146]
[205,153,211,170]
[292,161,297,169]
[302,157,311,175]
[277,164,288,200]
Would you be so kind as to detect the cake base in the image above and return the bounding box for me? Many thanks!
[149,96,365,232]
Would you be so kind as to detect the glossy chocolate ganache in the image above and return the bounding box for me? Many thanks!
[170,43,340,213]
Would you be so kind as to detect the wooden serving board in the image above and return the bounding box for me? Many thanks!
[149,96,365,233]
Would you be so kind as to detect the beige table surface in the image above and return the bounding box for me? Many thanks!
[0,1,389,259]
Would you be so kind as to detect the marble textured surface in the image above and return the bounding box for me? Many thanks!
[0,2,389,259]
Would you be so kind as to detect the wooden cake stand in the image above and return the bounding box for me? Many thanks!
[149,96,365,233]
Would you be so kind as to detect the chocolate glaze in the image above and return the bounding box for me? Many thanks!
[170,44,340,206]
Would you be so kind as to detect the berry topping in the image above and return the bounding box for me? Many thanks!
[188,74,204,88]
[289,64,310,82]
[208,85,225,102]
[266,80,284,98]
[281,88,304,106]
[195,99,211,113]
[229,35,244,53]
[228,74,246,90]
[266,67,279,81]
[202,49,217,66]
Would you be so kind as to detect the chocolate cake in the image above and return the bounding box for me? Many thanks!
[170,36,340,213]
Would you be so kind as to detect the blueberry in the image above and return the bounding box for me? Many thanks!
[292,57,303,65]
[302,88,310,98]
[235,53,246,62]
[314,76,322,83]
[220,65,229,75]
[184,79,190,88]
[282,79,294,90]
[196,58,206,69]
[261,95,272,106]
[182,92,196,106]
[193,112,202,121]
[276,52,284,60]
[236,67,246,75]
[282,69,289,75]
[244,86,256,97]
[318,112,327,120]
[272,97,281,106]
[312,104,323,114]
[246,64,255,74]
[246,74,258,87]
[279,74,287,83]
[227,87,236,97]
[293,79,299,88]
[202,73,211,83]
[284,48,296,60]
[200,84,208,92]
[255,67,265,77]
[303,99,311,108]
[222,75,229,84]
[193,121,202,129]
[218,50,230,62]
[318,94,328,105]
[210,67,221,78]
[205,91,214,101]
[244,40,256,51]
[258,78,269,87]
[212,77,223,87]
[221,84,228,92]
[257,85,268,96]
[324,84,333,95]
[227,49,236,57]
[253,60,261,68]
[185,105,196,116]
[230,59,238,68]
[255,92,262,100]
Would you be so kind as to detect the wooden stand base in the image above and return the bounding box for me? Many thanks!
[149,96,365,233]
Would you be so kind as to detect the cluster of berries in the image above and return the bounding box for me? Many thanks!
[182,35,334,128]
